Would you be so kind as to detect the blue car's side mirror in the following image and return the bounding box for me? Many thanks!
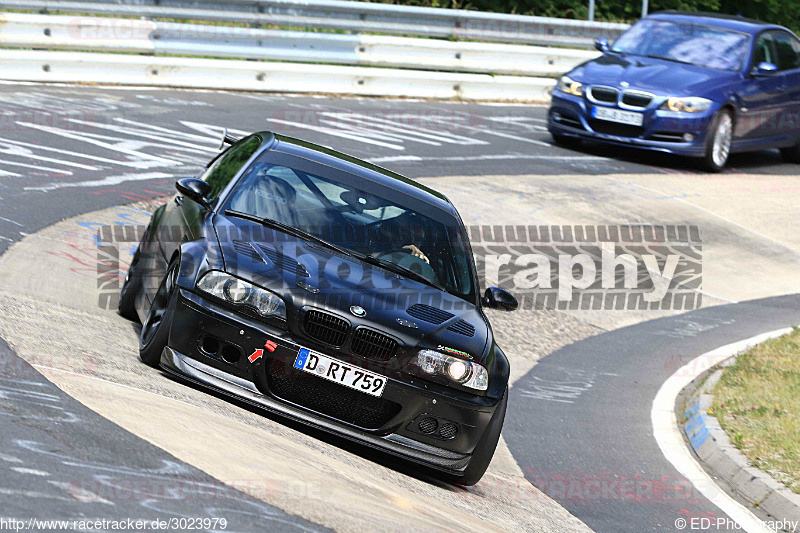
[594,37,610,53]
[753,61,779,77]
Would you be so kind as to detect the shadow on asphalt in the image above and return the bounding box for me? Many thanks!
[553,140,789,174]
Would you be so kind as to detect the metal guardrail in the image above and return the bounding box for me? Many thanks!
[0,1,629,99]
[0,0,629,48]
[0,49,557,100]
[0,13,599,77]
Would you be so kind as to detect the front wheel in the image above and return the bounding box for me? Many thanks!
[442,387,508,486]
[138,258,179,367]
[699,109,733,172]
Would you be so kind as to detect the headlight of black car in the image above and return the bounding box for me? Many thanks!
[197,270,286,320]
[411,349,489,391]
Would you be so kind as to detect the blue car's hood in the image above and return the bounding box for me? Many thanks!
[571,53,740,97]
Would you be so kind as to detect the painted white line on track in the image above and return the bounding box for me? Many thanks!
[323,113,488,145]
[16,122,182,165]
[651,326,796,533]
[0,137,159,169]
[368,154,609,164]
[114,118,221,145]
[0,144,99,171]
[0,158,72,174]
[267,118,404,150]
[65,118,218,154]
[24,172,173,192]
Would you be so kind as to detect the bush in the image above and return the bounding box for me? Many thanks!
[368,0,799,32]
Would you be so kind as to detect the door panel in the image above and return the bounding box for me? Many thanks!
[737,33,785,143]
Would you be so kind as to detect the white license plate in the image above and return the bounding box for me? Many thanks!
[293,348,387,397]
[592,106,644,126]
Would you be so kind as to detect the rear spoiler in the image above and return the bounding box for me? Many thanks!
[218,128,241,149]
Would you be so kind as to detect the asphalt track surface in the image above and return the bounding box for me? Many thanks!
[506,294,800,532]
[1,83,798,532]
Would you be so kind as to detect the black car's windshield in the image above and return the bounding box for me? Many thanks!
[221,150,476,302]
[611,19,750,71]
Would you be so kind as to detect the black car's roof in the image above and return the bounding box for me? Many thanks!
[648,11,786,34]
[253,132,457,216]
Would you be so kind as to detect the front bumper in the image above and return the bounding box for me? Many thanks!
[548,91,717,157]
[161,289,500,475]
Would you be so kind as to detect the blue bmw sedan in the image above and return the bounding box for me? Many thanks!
[548,11,800,171]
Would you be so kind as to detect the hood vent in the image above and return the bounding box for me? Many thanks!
[231,240,309,277]
[406,304,454,325]
[256,243,310,278]
[232,240,262,262]
[447,320,475,337]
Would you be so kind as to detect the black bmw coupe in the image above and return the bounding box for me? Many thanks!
[119,131,518,485]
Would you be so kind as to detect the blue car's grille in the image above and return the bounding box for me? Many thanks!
[589,86,618,103]
[622,92,652,108]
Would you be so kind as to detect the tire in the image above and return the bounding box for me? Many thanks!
[118,247,143,321]
[552,133,581,148]
[442,387,508,487]
[699,109,733,172]
[138,258,179,368]
[780,140,800,163]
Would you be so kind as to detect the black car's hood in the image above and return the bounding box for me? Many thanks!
[572,53,739,96]
[213,215,490,363]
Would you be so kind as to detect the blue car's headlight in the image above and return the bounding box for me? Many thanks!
[660,97,712,113]
[413,349,489,391]
[197,270,286,320]
[557,75,583,97]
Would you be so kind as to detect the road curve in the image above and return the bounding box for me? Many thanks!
[1,83,799,531]
[505,294,800,532]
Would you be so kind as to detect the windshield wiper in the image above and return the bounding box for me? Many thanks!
[224,209,447,292]
[645,54,693,66]
[224,209,355,259]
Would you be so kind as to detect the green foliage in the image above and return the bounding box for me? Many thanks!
[368,0,799,31]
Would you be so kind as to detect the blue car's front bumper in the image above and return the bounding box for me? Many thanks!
[548,91,717,157]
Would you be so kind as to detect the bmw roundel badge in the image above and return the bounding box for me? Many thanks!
[349,305,366,317]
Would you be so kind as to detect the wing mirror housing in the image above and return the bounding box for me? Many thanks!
[753,61,778,77]
[482,287,519,311]
[175,178,212,208]
[594,37,610,53]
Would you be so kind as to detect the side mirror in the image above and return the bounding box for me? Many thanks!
[175,178,212,208]
[482,287,519,311]
[594,37,610,53]
[753,61,778,77]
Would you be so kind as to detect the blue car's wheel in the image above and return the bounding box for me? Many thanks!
[700,109,733,172]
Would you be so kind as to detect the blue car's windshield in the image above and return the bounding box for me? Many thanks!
[611,19,750,71]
